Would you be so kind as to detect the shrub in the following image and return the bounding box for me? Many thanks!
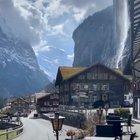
[114,108,130,119]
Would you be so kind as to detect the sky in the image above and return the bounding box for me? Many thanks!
[0,0,112,79]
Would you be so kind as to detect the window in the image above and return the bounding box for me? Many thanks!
[97,84,101,91]
[55,94,59,99]
[98,73,103,80]
[78,75,85,80]
[102,94,108,101]
[87,73,92,79]
[47,102,50,106]
[101,84,109,91]
[63,84,69,91]
[64,95,69,102]
[84,84,89,90]
[93,84,98,91]
[92,83,110,91]
[97,70,109,80]
[87,72,98,79]
[103,73,108,79]
[71,83,81,90]
[44,102,47,106]
[41,107,45,111]
[109,74,116,80]
[124,95,127,100]
[71,83,76,90]
[93,94,97,102]
[53,101,59,106]
[93,73,98,79]
[76,83,82,90]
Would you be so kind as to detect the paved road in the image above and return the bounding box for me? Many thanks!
[14,118,77,140]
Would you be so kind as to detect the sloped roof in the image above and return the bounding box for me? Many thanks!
[11,97,29,104]
[35,92,51,100]
[59,66,86,80]
[55,64,131,86]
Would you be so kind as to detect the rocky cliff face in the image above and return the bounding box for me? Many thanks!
[0,27,49,97]
[73,6,116,67]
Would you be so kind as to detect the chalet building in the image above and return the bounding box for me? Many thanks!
[8,97,30,115]
[55,64,131,108]
[37,93,59,114]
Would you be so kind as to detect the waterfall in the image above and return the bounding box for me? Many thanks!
[114,0,130,68]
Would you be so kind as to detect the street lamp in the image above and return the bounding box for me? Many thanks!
[97,107,103,124]
[49,112,65,140]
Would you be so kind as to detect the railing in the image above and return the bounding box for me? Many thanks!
[0,122,23,140]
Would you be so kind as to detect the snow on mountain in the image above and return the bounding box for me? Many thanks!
[0,27,50,97]
[0,0,113,83]
[6,0,112,81]
[36,45,72,81]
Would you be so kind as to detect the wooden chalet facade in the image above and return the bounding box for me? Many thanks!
[10,97,30,115]
[55,64,131,108]
[37,93,59,113]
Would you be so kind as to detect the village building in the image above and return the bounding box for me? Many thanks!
[36,93,59,114]
[55,64,131,108]
[6,97,30,116]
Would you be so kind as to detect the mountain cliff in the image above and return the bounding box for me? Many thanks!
[73,6,115,67]
[0,27,49,97]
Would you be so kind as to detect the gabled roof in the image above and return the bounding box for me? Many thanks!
[55,66,86,86]
[55,66,86,85]
[55,63,132,86]
[11,97,29,104]
[36,92,51,100]
[60,66,86,80]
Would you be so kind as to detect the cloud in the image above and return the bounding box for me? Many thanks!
[67,53,74,61]
[0,0,42,45]
[0,0,112,51]
[62,0,112,8]
[48,24,66,36]
[61,0,113,22]
[39,46,51,52]
[73,8,87,22]
[0,0,113,79]
[53,59,59,64]
[46,0,68,18]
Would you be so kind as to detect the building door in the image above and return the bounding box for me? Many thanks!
[138,98,140,119]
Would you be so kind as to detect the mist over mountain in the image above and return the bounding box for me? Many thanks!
[36,46,72,80]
